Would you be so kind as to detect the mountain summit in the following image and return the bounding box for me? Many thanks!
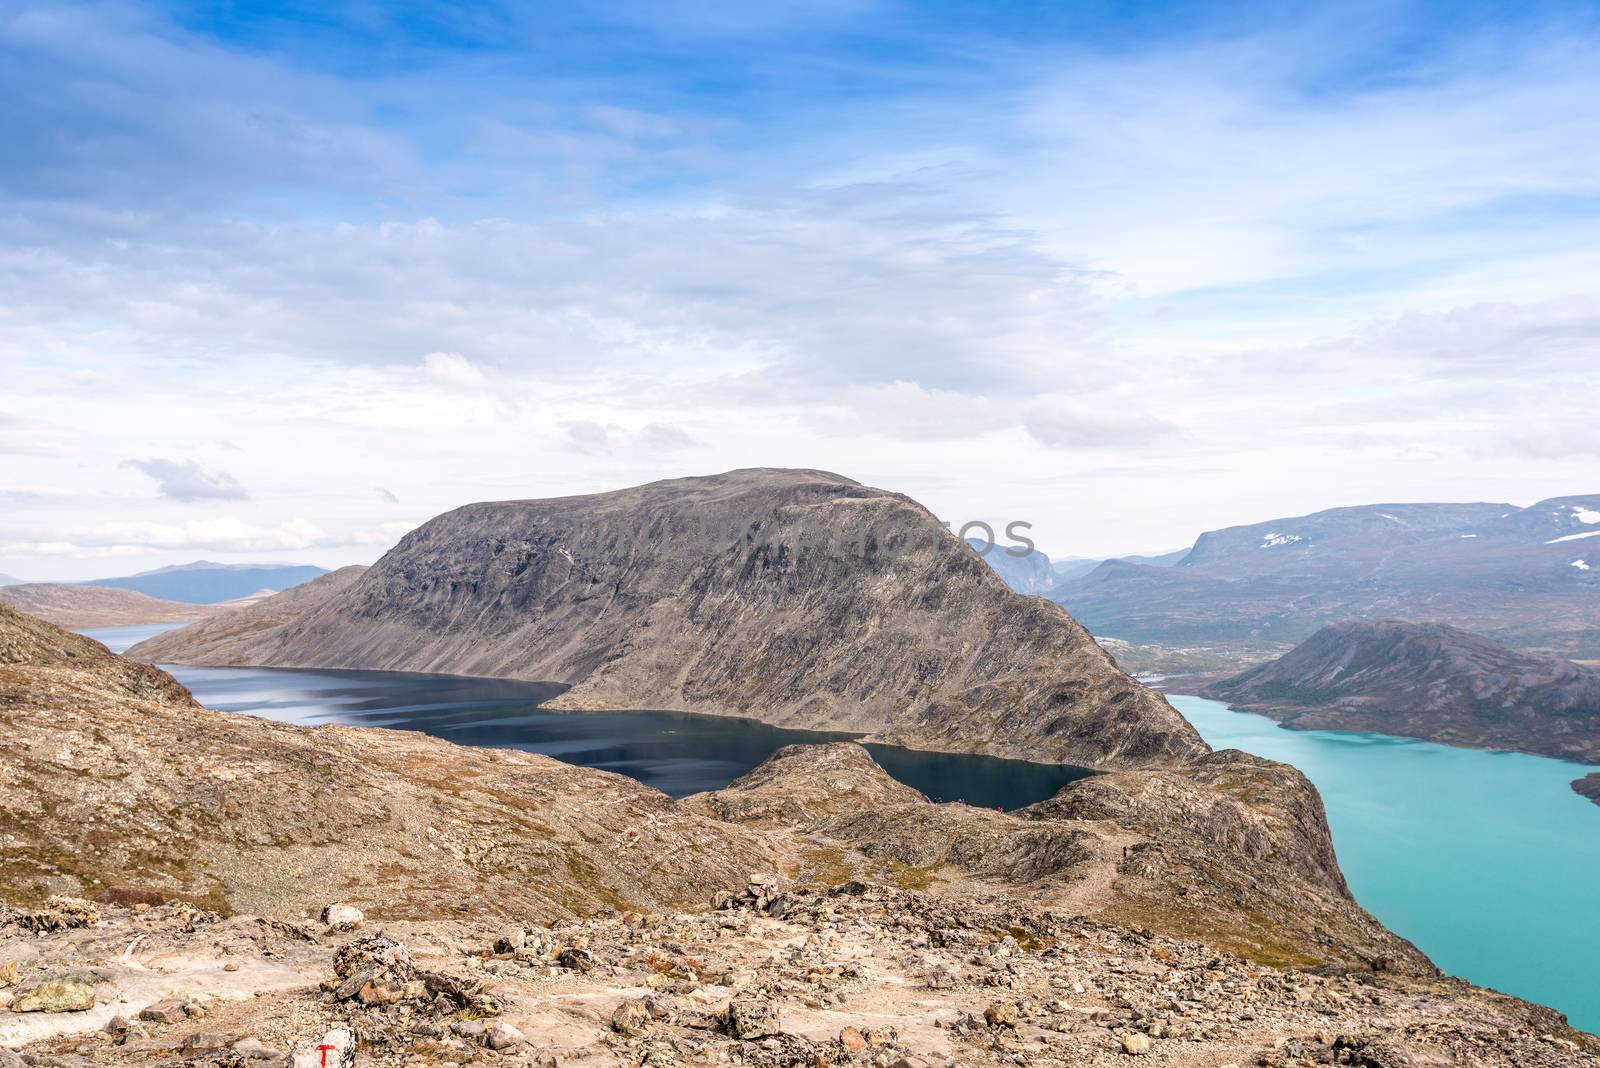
[133,468,1204,769]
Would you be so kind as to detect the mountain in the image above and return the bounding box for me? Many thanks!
[1054,496,1600,656]
[0,572,22,586]
[1051,549,1187,584]
[0,583,234,628]
[965,537,1055,594]
[1202,620,1600,770]
[135,469,1204,769]
[8,601,1595,1066]
[86,560,330,604]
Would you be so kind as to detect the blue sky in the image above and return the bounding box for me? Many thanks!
[3,0,1600,578]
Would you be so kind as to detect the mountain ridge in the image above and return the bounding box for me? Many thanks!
[1200,620,1600,782]
[1055,495,1600,656]
[133,469,1204,769]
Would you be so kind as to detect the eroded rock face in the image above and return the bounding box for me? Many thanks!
[131,469,1206,769]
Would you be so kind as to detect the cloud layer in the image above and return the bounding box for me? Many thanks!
[2,1,1598,579]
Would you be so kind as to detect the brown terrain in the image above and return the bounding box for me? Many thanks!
[131,469,1204,770]
[4,603,1597,1066]
[1200,620,1600,802]
[0,583,256,629]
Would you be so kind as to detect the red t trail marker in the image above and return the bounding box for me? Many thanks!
[317,1044,337,1067]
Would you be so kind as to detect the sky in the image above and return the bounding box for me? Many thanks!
[3,0,1600,581]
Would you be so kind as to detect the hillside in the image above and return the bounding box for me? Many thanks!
[0,582,229,628]
[1055,496,1600,656]
[1202,620,1600,770]
[86,561,329,604]
[6,603,1595,1065]
[133,469,1205,769]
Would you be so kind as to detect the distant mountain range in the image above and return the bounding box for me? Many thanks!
[86,560,329,604]
[0,582,250,629]
[0,572,22,587]
[966,538,1055,594]
[1052,549,1187,583]
[1054,496,1600,657]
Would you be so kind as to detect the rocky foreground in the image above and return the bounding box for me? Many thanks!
[130,469,1204,770]
[4,880,1594,1068]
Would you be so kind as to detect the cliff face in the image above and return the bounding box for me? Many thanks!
[1201,620,1600,764]
[132,469,1206,769]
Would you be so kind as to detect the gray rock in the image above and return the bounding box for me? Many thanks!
[485,1021,524,1051]
[725,997,780,1039]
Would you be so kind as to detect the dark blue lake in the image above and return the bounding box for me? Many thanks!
[82,623,1092,810]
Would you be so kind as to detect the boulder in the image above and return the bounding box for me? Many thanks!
[11,976,95,1013]
[331,935,415,1004]
[319,904,364,933]
[138,999,188,1024]
[485,1021,524,1051]
[1121,1033,1152,1055]
[725,996,780,1039]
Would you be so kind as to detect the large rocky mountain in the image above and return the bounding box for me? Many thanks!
[86,560,329,604]
[1055,496,1600,656]
[7,602,1596,1065]
[133,469,1205,769]
[1202,619,1600,769]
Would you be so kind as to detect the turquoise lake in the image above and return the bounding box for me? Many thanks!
[1172,693,1600,1034]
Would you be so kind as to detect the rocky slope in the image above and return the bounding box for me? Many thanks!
[1055,496,1600,657]
[1201,621,1600,771]
[5,604,1598,1062]
[132,469,1205,769]
[130,566,368,663]
[6,885,1595,1068]
[0,601,780,921]
[0,583,230,628]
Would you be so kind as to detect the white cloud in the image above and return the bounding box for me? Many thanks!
[422,351,491,389]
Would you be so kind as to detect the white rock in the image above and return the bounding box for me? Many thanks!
[319,904,364,933]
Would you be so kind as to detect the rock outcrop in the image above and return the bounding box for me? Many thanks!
[1574,772,1600,808]
[132,469,1205,769]
[1201,620,1600,765]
